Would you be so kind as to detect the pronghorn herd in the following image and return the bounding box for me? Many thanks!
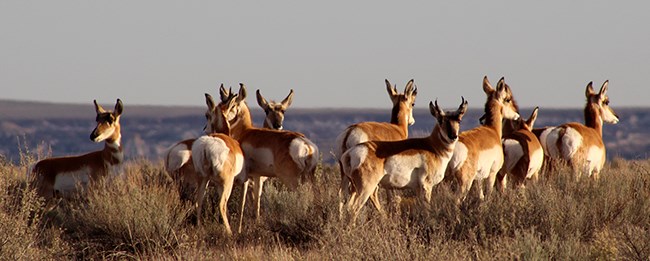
[28,77,619,234]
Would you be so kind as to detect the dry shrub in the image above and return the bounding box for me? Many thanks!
[56,160,191,258]
[0,162,70,260]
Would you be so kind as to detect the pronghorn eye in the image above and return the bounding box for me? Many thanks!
[604,100,609,105]
[412,103,415,107]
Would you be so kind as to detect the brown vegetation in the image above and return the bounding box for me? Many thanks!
[1,153,649,260]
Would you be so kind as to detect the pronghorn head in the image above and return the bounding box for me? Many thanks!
[256,89,294,130]
[204,92,239,135]
[386,79,418,126]
[505,107,539,135]
[429,97,468,143]
[218,83,249,126]
[90,99,123,143]
[586,80,619,124]
[482,76,520,123]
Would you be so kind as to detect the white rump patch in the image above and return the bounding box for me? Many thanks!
[338,128,369,159]
[289,138,317,170]
[561,127,583,160]
[165,142,192,172]
[192,136,231,177]
[344,145,368,175]
[539,127,555,157]
[502,139,523,173]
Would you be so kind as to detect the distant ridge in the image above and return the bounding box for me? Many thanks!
[0,99,203,120]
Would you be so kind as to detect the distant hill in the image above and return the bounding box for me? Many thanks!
[0,99,647,164]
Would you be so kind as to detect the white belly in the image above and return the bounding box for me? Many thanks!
[382,154,425,189]
[474,146,503,180]
[53,168,92,193]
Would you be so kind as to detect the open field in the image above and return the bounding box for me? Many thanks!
[2,153,649,260]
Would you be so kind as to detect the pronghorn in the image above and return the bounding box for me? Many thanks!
[224,83,318,221]
[446,76,520,201]
[256,88,294,130]
[335,79,417,213]
[495,107,544,191]
[191,93,245,235]
[29,99,124,201]
[164,85,291,199]
[535,81,619,179]
[341,98,468,221]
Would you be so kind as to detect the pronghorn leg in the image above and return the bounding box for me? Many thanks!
[369,186,383,214]
[496,170,507,194]
[195,177,209,226]
[253,176,265,220]
[217,179,234,236]
[338,163,351,218]
[350,185,376,223]
[485,170,498,198]
[238,179,250,234]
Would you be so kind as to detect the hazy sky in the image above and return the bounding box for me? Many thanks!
[1,1,648,109]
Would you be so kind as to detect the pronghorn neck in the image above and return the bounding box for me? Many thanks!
[432,124,456,151]
[390,102,410,136]
[584,102,603,136]
[230,102,254,139]
[102,130,123,165]
[482,99,504,138]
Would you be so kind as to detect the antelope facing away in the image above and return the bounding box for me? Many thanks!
[536,81,619,179]
[341,98,468,222]
[191,93,245,235]
[496,107,544,191]
[164,85,292,200]
[446,76,520,202]
[224,84,319,222]
[335,79,417,214]
[29,99,124,201]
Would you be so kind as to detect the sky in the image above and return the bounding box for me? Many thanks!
[1,1,648,109]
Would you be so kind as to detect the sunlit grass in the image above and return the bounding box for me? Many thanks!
[2,155,649,260]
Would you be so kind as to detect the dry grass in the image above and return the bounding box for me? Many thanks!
[2,155,649,260]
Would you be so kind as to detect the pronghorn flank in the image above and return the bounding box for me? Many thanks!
[191,93,245,235]
[496,107,544,191]
[446,76,520,201]
[335,79,417,214]
[164,84,289,199]
[29,99,124,201]
[341,97,468,221]
[225,83,319,220]
[536,81,619,179]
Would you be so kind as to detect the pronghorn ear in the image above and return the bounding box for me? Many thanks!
[404,79,415,96]
[429,100,444,119]
[385,79,398,97]
[113,99,123,117]
[598,80,609,98]
[458,96,468,118]
[219,83,229,102]
[205,93,216,111]
[94,100,106,114]
[585,81,595,97]
[281,89,295,107]
[482,76,495,94]
[256,89,269,110]
[526,107,539,128]
[238,83,248,101]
